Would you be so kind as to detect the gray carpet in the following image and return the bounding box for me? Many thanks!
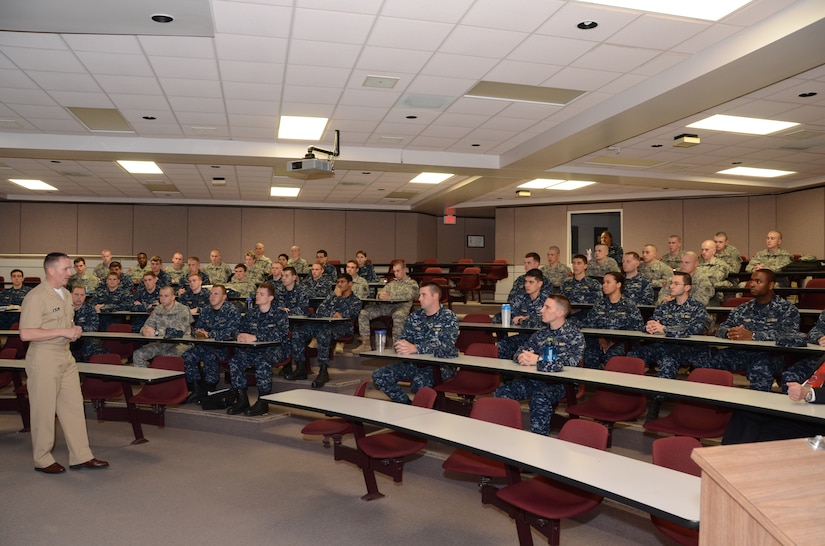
[0,394,680,546]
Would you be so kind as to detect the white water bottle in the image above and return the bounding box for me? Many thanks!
[501,304,511,328]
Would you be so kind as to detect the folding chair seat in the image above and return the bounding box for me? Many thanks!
[649,437,702,545]
[434,343,500,413]
[301,379,370,450]
[128,356,188,427]
[81,353,125,421]
[644,369,733,439]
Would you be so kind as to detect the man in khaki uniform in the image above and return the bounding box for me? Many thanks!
[20,252,109,473]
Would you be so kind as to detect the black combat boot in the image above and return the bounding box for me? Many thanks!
[227,388,249,415]
[285,364,308,381]
[311,366,330,389]
[184,381,205,404]
[244,396,269,416]
[278,363,293,377]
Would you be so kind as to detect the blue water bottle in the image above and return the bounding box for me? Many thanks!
[246,296,253,310]
[541,337,561,372]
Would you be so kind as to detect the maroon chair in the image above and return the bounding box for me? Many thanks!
[0,346,30,431]
[81,353,125,421]
[455,313,494,353]
[23,276,41,287]
[448,258,473,284]
[128,356,188,427]
[0,346,17,390]
[480,259,508,294]
[354,387,437,500]
[800,278,825,309]
[434,343,500,413]
[644,369,733,439]
[4,323,29,359]
[496,420,610,546]
[301,378,370,450]
[451,266,482,304]
[565,356,647,447]
[421,267,443,284]
[442,397,523,506]
[650,437,702,545]
[102,323,135,363]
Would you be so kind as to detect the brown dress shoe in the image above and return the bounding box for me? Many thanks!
[35,462,66,474]
[69,458,110,470]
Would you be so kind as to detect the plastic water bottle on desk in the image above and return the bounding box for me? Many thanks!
[539,338,562,372]
[501,304,511,328]
[375,329,387,352]
[246,296,253,310]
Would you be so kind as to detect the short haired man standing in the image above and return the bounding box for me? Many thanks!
[20,252,108,473]
[495,295,584,435]
[372,283,458,404]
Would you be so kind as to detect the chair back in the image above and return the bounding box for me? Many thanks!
[464,342,498,358]
[800,278,825,309]
[130,356,188,405]
[558,419,609,450]
[353,378,370,397]
[412,387,437,408]
[470,397,522,428]
[421,267,443,284]
[82,352,125,400]
[723,296,753,307]
[652,437,703,477]
[454,267,481,290]
[88,353,124,365]
[646,369,733,437]
[4,323,28,358]
[0,347,15,389]
[456,314,494,352]
[23,276,41,287]
[103,323,135,361]
[567,357,647,419]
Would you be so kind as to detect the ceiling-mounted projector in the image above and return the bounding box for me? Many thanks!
[286,129,340,179]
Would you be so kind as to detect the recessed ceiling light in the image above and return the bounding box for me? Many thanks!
[516,189,531,197]
[517,178,595,190]
[577,21,598,29]
[50,160,61,163]
[519,179,566,189]
[687,114,798,135]
[278,116,328,140]
[406,115,418,119]
[717,167,795,178]
[9,179,58,191]
[270,187,300,197]
[410,172,453,184]
[549,180,595,190]
[651,144,663,148]
[471,144,480,147]
[142,116,156,120]
[116,160,163,174]
[151,14,174,23]
[799,92,818,98]
[573,0,753,21]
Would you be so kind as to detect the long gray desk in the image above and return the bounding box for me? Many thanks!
[263,389,700,529]
[0,359,184,443]
[80,331,281,348]
[360,350,825,424]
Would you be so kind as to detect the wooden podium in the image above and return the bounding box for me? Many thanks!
[692,438,825,545]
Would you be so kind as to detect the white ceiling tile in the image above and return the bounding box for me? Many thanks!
[95,75,163,95]
[278,102,334,117]
[0,32,68,49]
[340,88,401,108]
[48,91,114,108]
[672,23,742,55]
[297,0,383,15]
[215,34,287,63]
[355,46,432,73]
[508,35,595,65]
[287,40,362,68]
[461,0,564,33]
[419,125,472,139]
[219,60,285,85]
[281,85,342,105]
[63,34,142,54]
[27,118,87,132]
[227,114,279,128]
[534,2,640,41]
[575,44,660,72]
[631,51,691,77]
[160,78,223,98]
[166,97,225,113]
[430,112,489,128]
[543,66,619,90]
[332,105,387,121]
[446,97,511,116]
[441,26,527,58]
[226,98,280,116]
[212,1,293,37]
[130,123,185,137]
[607,15,708,50]
[597,73,647,94]
[0,87,57,105]
[380,0,474,23]
[174,111,227,125]
[27,71,102,92]
[1,46,86,72]
[223,82,282,101]
[420,53,498,79]
[149,56,220,80]
[75,51,154,76]
[286,65,352,88]
[292,8,375,44]
[109,94,173,111]
[406,74,474,96]
[0,68,37,88]
[367,18,454,51]
[497,102,562,121]
[230,127,278,140]
[483,60,562,86]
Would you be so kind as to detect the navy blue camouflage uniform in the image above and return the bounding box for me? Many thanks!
[372,306,459,404]
[301,275,334,299]
[182,302,241,386]
[781,310,825,389]
[691,295,800,391]
[622,274,654,305]
[130,285,161,332]
[628,298,708,378]
[0,286,30,329]
[276,285,309,316]
[228,306,290,395]
[292,292,362,369]
[495,321,585,435]
[358,262,379,283]
[72,300,105,360]
[572,295,644,369]
[495,290,545,360]
[178,288,210,327]
[559,276,602,304]
[508,274,553,302]
[92,285,132,331]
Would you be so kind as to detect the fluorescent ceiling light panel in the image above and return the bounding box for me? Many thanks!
[117,160,163,174]
[465,82,584,106]
[549,180,596,190]
[717,167,795,178]
[67,107,134,133]
[410,172,453,184]
[278,116,328,140]
[687,115,799,135]
[9,179,58,191]
[270,187,301,197]
[519,179,566,189]
[575,0,753,21]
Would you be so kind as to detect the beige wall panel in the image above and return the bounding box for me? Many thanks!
[290,209,346,262]
[512,205,568,263]
[416,214,438,262]
[346,211,396,263]
[495,207,515,263]
[132,205,189,261]
[747,196,777,258]
[21,203,78,255]
[240,207,294,261]
[187,206,243,262]
[78,204,134,257]
[0,202,21,254]
[435,218,465,262]
[622,200,683,256]
[395,213,421,263]
[683,197,749,255]
[776,188,824,257]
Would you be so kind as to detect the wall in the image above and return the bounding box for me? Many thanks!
[0,202,494,277]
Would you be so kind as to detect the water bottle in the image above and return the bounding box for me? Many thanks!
[501,304,511,328]
[540,338,562,372]
[375,329,387,352]
[246,296,252,310]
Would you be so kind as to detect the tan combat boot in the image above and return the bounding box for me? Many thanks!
[350,337,372,354]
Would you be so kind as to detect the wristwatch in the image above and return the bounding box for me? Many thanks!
[805,388,815,403]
